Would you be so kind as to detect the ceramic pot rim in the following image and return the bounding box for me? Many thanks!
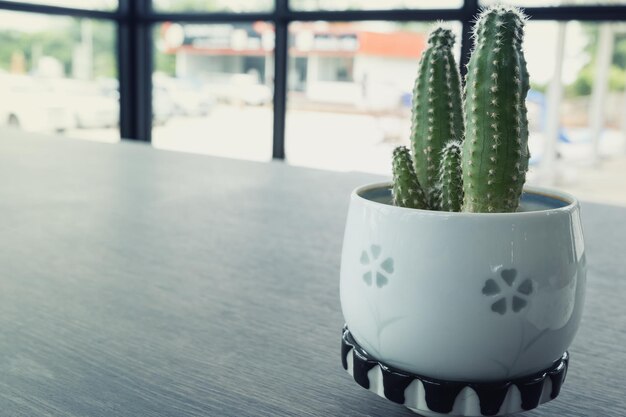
[353,182,579,217]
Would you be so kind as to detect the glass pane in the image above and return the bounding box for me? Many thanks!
[286,21,462,173]
[2,0,118,10]
[291,0,463,10]
[153,22,274,161]
[520,21,626,206]
[481,0,626,5]
[153,0,273,12]
[0,11,119,143]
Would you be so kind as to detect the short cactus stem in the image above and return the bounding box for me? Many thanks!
[392,146,428,209]
[462,6,530,213]
[410,26,464,203]
[439,141,463,212]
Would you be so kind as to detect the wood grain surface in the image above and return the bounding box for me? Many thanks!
[0,129,624,416]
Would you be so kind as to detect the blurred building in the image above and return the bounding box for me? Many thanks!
[159,21,426,108]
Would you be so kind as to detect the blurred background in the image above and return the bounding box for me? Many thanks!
[0,0,624,205]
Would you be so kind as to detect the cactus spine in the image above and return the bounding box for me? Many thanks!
[410,27,464,208]
[439,141,463,212]
[392,146,428,209]
[462,6,530,213]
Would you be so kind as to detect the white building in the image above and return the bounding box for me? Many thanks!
[160,21,427,109]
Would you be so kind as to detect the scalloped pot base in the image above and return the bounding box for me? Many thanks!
[341,327,569,417]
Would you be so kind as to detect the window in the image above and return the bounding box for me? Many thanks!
[0,0,624,205]
[152,0,274,12]
[481,0,626,5]
[291,0,463,10]
[2,0,118,9]
[286,21,462,173]
[0,10,118,143]
[152,22,274,161]
[521,21,626,204]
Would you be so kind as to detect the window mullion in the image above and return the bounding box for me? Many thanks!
[273,0,288,159]
[118,0,152,142]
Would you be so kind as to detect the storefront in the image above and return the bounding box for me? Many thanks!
[160,21,426,107]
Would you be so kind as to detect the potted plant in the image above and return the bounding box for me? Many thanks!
[339,6,586,417]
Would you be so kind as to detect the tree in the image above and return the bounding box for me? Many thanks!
[566,23,626,97]
[0,17,116,79]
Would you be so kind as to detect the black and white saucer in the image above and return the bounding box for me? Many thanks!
[341,326,569,416]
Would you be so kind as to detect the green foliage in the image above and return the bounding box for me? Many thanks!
[155,50,177,76]
[567,63,626,97]
[91,20,117,78]
[568,66,593,97]
[608,65,626,91]
[0,18,115,78]
[613,32,626,69]
[0,31,27,72]
[530,81,547,94]
[566,24,626,97]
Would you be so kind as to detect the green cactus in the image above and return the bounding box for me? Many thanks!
[439,141,463,212]
[462,6,530,213]
[410,26,464,208]
[392,146,428,209]
[389,8,531,213]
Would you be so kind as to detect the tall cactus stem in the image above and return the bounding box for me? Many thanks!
[410,26,464,207]
[392,146,429,209]
[462,6,530,213]
[439,141,463,212]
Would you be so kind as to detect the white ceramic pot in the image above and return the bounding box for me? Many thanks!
[340,182,586,416]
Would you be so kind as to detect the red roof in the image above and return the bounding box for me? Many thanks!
[358,31,426,58]
[162,22,427,59]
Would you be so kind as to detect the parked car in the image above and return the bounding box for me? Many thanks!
[211,73,272,106]
[99,77,174,127]
[0,74,73,133]
[51,79,118,129]
[153,85,175,126]
[153,76,213,117]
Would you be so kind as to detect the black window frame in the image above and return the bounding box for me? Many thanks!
[0,0,624,159]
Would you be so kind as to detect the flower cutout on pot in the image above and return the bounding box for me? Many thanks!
[360,245,394,288]
[482,268,533,315]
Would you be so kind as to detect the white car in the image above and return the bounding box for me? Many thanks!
[153,85,175,126]
[154,76,213,117]
[51,79,119,129]
[99,77,174,126]
[213,73,273,106]
[0,74,73,133]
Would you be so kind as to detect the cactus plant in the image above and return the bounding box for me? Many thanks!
[410,27,464,208]
[390,7,530,214]
[392,146,428,209]
[439,141,463,212]
[462,6,530,213]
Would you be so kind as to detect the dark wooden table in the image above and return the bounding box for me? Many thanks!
[0,130,624,416]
